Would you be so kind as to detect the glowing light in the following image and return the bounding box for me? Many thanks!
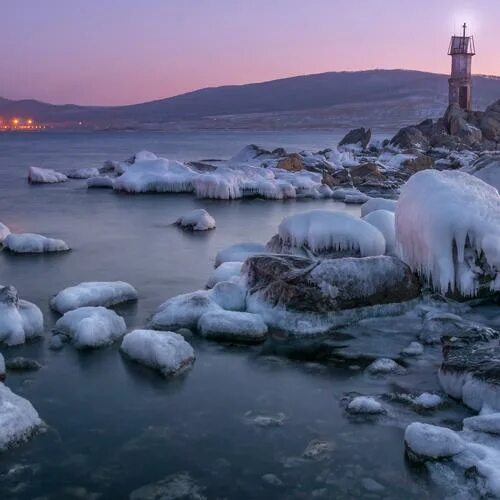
[12,118,19,125]
[27,119,33,125]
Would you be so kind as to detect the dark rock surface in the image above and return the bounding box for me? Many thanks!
[339,127,372,149]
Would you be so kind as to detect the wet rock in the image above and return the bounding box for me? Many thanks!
[339,128,372,150]
[302,439,335,461]
[129,472,206,500]
[5,357,42,372]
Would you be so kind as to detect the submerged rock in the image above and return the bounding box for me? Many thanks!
[5,357,41,372]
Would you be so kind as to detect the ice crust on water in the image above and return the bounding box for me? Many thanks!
[175,209,216,231]
[396,170,500,296]
[4,233,69,253]
[360,197,397,216]
[277,210,386,257]
[28,166,68,184]
[0,286,44,346]
[206,261,243,288]
[54,306,126,349]
[198,310,268,342]
[50,281,138,314]
[215,242,267,267]
[362,210,396,255]
[0,383,42,450]
[121,330,195,376]
[0,222,11,243]
[347,396,384,414]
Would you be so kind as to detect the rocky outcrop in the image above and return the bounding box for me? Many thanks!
[243,254,421,313]
[276,153,304,172]
[339,127,372,150]
[390,127,430,152]
[400,153,433,174]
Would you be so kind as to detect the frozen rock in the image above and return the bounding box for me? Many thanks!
[0,286,44,346]
[366,358,406,375]
[268,210,386,258]
[121,330,195,377]
[206,261,243,288]
[215,242,267,267]
[413,393,443,409]
[54,306,126,349]
[67,167,100,179]
[28,166,68,184]
[175,209,216,231]
[0,222,11,243]
[464,413,500,434]
[404,422,465,460]
[50,281,138,314]
[151,291,221,330]
[198,311,268,343]
[0,382,42,451]
[4,233,69,253]
[5,357,41,371]
[347,396,385,414]
[338,127,371,150]
[210,280,246,311]
[87,176,114,189]
[462,152,500,191]
[362,210,396,255]
[0,354,5,381]
[402,341,424,356]
[396,170,500,297]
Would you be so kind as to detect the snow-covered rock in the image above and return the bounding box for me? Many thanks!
[54,306,126,349]
[464,413,500,435]
[402,341,424,356]
[362,210,396,255]
[198,310,268,343]
[361,197,397,217]
[50,281,138,314]
[366,358,406,375]
[175,209,216,231]
[0,222,11,243]
[0,286,44,346]
[87,176,114,189]
[267,210,386,258]
[28,166,68,184]
[215,242,267,267]
[211,280,246,311]
[67,167,100,179]
[0,383,42,451]
[413,393,443,409]
[4,233,69,254]
[121,330,195,376]
[206,261,243,288]
[150,291,222,330]
[396,170,500,297]
[347,396,385,414]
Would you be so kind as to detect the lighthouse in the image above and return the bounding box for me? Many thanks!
[448,23,475,111]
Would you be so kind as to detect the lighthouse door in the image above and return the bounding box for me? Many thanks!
[459,86,468,109]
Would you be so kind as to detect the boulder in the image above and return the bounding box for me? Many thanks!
[349,162,382,182]
[444,104,483,147]
[479,99,500,143]
[339,128,372,150]
[243,254,421,313]
[464,152,500,191]
[276,153,304,172]
[400,153,433,174]
[390,127,430,151]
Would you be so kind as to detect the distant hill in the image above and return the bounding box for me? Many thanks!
[2,70,500,130]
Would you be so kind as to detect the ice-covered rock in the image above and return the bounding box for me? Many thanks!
[0,286,44,346]
[0,222,11,243]
[50,281,138,314]
[404,422,465,460]
[396,170,500,297]
[67,167,100,179]
[362,210,396,255]
[338,127,371,150]
[413,393,443,409]
[0,383,42,451]
[150,291,222,330]
[462,152,500,191]
[4,233,69,254]
[267,210,386,258]
[215,242,267,267]
[175,209,216,231]
[210,280,246,311]
[347,396,385,414]
[54,307,126,349]
[360,197,397,217]
[206,261,243,288]
[121,330,195,376]
[402,341,424,356]
[87,176,114,189]
[366,358,406,375]
[464,413,500,434]
[198,310,268,343]
[28,166,68,184]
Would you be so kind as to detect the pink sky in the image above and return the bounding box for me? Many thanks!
[1,0,499,105]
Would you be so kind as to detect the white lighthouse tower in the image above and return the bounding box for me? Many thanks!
[448,23,475,111]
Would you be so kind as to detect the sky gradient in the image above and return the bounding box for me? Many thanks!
[1,0,499,105]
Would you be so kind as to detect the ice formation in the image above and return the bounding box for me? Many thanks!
[198,310,268,343]
[214,242,267,267]
[28,166,68,184]
[396,170,500,296]
[360,197,397,217]
[0,222,11,243]
[346,396,385,414]
[121,329,195,376]
[50,281,138,314]
[0,383,42,450]
[210,280,246,311]
[87,176,114,189]
[206,261,243,288]
[4,233,69,254]
[362,210,396,255]
[175,209,216,231]
[276,210,386,257]
[67,167,100,179]
[0,286,44,346]
[54,306,127,349]
[462,153,500,191]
